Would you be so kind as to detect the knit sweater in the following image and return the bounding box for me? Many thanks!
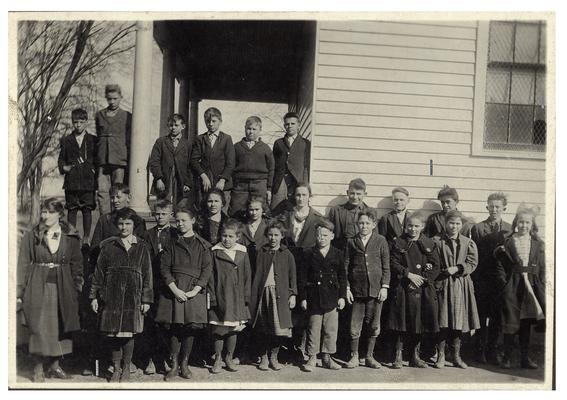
[233,139,275,188]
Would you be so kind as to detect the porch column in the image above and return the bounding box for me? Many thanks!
[178,77,190,123]
[159,48,176,137]
[128,21,154,213]
[188,80,200,140]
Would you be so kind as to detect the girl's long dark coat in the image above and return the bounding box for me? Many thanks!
[17,224,83,335]
[239,218,269,276]
[155,234,212,324]
[250,244,297,329]
[494,235,546,334]
[386,234,440,334]
[90,237,153,334]
[208,245,252,323]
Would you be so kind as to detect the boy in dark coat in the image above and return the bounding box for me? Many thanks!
[58,108,97,244]
[138,199,178,375]
[386,211,440,369]
[148,114,193,207]
[250,221,297,371]
[190,107,235,209]
[299,219,346,372]
[229,116,275,216]
[328,178,378,250]
[90,208,153,382]
[378,187,411,244]
[344,211,390,369]
[425,185,473,238]
[271,112,311,210]
[470,192,512,364]
[95,84,132,215]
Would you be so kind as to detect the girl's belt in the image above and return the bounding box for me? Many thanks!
[35,262,61,269]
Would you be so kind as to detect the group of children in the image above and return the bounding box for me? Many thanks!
[16,84,546,383]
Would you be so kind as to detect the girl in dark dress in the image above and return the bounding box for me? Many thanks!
[386,211,440,369]
[17,198,83,382]
[90,207,153,382]
[155,206,212,380]
[494,205,545,369]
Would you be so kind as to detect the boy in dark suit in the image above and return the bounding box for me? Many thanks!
[148,114,193,207]
[344,212,390,369]
[58,108,97,244]
[378,187,411,244]
[271,112,311,210]
[327,178,377,250]
[190,107,235,209]
[425,185,472,238]
[471,192,512,364]
[299,219,346,372]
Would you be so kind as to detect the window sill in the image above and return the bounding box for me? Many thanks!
[471,145,547,160]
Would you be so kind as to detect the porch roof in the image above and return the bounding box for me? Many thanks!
[155,20,311,103]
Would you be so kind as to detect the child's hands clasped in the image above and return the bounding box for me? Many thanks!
[288,295,296,309]
[171,286,188,302]
[447,266,459,276]
[185,285,202,299]
[407,272,426,288]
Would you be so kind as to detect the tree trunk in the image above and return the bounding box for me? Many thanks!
[28,160,43,226]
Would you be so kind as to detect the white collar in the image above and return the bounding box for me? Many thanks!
[47,225,62,235]
[211,243,247,253]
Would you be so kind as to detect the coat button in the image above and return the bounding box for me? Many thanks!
[317,281,321,285]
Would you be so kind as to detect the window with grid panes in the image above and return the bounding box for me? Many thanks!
[484,21,546,151]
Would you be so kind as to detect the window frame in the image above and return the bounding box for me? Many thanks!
[471,20,546,160]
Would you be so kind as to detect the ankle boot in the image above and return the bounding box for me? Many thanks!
[180,357,192,379]
[269,345,282,370]
[434,340,446,369]
[164,356,179,381]
[211,352,223,374]
[110,360,121,382]
[32,361,45,383]
[258,352,269,371]
[225,352,238,372]
[120,363,131,382]
[345,351,359,369]
[453,337,468,369]
[521,350,538,369]
[500,335,514,369]
[303,355,317,372]
[322,353,340,370]
[392,338,403,369]
[365,337,380,369]
[409,342,427,368]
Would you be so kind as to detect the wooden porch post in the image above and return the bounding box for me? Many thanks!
[178,77,190,124]
[128,21,154,214]
[159,48,176,137]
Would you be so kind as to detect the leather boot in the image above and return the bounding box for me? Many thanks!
[409,341,427,368]
[392,336,403,369]
[500,334,514,369]
[110,360,121,382]
[322,353,341,370]
[453,336,468,369]
[521,350,538,369]
[120,363,131,382]
[434,339,446,369]
[365,337,380,369]
[345,338,359,369]
[258,352,269,371]
[164,356,179,381]
[269,345,282,370]
[302,355,317,372]
[211,352,223,374]
[180,357,192,379]
[225,351,238,372]
[32,360,45,383]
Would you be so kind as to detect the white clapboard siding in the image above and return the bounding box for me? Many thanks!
[310,20,546,233]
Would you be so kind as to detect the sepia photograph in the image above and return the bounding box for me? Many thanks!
[7,9,556,390]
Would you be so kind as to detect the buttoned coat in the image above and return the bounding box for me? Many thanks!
[148,135,193,200]
[327,201,378,250]
[90,236,153,334]
[250,244,297,329]
[58,132,97,191]
[276,207,324,255]
[471,219,512,286]
[17,223,83,335]
[207,244,252,324]
[298,246,346,314]
[344,232,390,298]
[272,135,310,193]
[155,234,212,324]
[190,131,235,190]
